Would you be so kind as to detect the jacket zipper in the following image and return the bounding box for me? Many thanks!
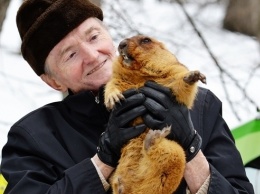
[90,91,100,104]
[95,95,100,104]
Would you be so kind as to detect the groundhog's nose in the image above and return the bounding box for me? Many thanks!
[119,39,128,50]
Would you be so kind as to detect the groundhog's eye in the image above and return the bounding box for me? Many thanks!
[140,37,151,44]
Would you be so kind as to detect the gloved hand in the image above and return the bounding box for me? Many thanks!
[139,81,202,162]
[97,89,147,167]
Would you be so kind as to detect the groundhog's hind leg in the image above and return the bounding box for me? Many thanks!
[112,176,124,194]
[144,127,171,151]
[138,127,185,194]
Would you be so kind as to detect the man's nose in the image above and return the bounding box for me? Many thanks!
[81,44,98,63]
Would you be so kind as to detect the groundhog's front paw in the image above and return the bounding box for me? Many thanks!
[144,126,171,151]
[184,70,206,84]
[105,89,124,110]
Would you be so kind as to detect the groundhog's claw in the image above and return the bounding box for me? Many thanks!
[184,70,206,84]
[117,177,124,194]
[105,90,124,110]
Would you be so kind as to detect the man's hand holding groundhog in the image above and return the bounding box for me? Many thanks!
[140,81,202,162]
[97,89,147,167]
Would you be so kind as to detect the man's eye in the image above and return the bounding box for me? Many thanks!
[65,52,76,62]
[70,52,76,59]
[90,34,98,41]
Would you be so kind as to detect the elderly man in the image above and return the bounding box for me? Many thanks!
[1,0,254,193]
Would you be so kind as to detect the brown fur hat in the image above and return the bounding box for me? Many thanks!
[16,0,103,76]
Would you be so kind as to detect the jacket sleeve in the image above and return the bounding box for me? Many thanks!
[1,125,107,194]
[194,88,254,194]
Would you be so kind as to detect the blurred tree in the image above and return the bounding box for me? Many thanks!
[0,0,11,33]
[90,0,101,7]
[223,0,260,39]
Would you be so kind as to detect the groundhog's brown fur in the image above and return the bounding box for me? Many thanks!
[104,35,206,194]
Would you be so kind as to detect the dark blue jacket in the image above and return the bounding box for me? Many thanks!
[1,87,254,193]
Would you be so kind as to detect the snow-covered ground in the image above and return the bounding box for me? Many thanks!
[0,0,259,192]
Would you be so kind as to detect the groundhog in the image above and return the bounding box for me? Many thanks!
[104,35,206,194]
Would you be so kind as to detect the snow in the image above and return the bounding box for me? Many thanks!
[0,0,259,191]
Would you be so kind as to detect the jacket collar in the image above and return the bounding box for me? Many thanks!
[59,86,110,130]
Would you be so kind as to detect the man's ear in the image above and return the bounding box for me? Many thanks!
[40,74,67,92]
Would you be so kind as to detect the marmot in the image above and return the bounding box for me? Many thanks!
[104,35,206,194]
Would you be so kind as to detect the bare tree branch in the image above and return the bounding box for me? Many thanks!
[0,0,11,32]
[175,0,259,120]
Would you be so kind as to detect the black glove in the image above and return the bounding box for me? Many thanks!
[97,89,147,167]
[139,81,202,162]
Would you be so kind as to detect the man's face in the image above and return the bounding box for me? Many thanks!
[44,17,116,93]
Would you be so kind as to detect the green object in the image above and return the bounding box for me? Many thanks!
[231,119,260,166]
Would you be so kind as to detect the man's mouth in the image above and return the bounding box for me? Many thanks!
[86,60,106,76]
